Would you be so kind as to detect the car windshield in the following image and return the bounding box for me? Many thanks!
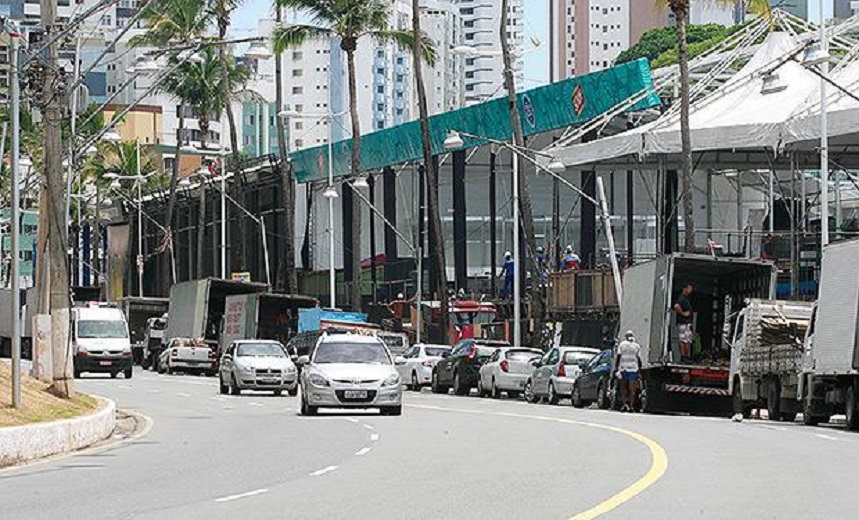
[313,341,391,365]
[564,351,597,367]
[237,343,285,357]
[425,347,450,357]
[506,349,542,362]
[77,320,127,339]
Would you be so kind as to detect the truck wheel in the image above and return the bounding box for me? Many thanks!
[846,383,859,431]
[111,372,118,379]
[767,379,782,421]
[732,379,752,419]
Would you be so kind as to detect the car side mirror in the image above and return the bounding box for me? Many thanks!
[296,355,310,366]
[290,355,298,362]
[394,356,406,365]
[531,359,540,367]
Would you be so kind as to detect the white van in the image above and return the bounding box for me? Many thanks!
[71,306,133,379]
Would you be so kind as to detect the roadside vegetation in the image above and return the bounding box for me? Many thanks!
[0,364,97,427]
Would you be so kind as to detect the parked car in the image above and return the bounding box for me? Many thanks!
[395,343,451,391]
[431,339,508,396]
[157,337,216,376]
[525,346,600,404]
[571,348,616,409]
[478,347,543,398]
[298,332,403,416]
[219,340,299,396]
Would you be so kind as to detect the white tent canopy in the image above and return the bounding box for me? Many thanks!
[553,30,859,170]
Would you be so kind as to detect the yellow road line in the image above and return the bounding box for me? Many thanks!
[407,404,668,519]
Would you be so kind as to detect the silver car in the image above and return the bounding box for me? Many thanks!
[478,347,543,398]
[395,343,451,391]
[219,340,298,396]
[298,333,403,416]
[525,346,600,405]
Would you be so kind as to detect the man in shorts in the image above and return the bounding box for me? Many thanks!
[674,282,694,362]
[615,331,642,412]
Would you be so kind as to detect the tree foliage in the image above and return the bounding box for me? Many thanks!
[615,24,731,66]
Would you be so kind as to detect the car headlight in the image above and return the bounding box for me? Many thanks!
[382,374,400,388]
[285,365,297,374]
[308,372,330,387]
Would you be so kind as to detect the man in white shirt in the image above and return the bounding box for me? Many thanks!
[615,331,642,412]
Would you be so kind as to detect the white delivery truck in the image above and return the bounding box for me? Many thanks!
[71,304,133,379]
[619,253,775,415]
[728,299,813,421]
[218,293,318,356]
[801,238,859,430]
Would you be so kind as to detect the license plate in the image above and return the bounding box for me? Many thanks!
[344,390,368,399]
[99,361,112,366]
[260,377,279,382]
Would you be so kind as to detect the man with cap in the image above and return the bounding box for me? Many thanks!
[535,246,549,287]
[561,245,581,271]
[500,251,515,299]
[615,331,643,412]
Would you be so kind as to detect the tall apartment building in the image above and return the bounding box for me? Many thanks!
[459,0,524,105]
[552,0,737,79]
[421,0,466,114]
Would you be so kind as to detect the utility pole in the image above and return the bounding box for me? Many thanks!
[10,27,22,408]
[41,0,73,397]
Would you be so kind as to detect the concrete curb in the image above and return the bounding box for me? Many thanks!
[0,397,116,467]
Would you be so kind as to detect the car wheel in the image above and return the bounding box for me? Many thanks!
[491,378,502,399]
[110,372,118,379]
[156,358,165,374]
[288,387,298,397]
[230,374,242,396]
[382,406,403,416]
[524,380,538,403]
[300,393,317,416]
[453,371,468,396]
[219,377,228,395]
[477,377,486,397]
[597,381,610,409]
[572,384,584,408]
[431,371,443,394]
[548,382,559,405]
[846,382,859,431]
[124,368,133,379]
[411,372,420,392]
[767,378,782,421]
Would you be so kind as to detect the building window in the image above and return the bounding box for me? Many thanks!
[292,69,303,77]
[295,121,303,130]
[395,74,403,82]
[292,86,303,95]
[295,139,304,148]
[376,121,384,129]
[101,14,111,26]
[377,103,384,111]
[376,67,385,74]
[295,104,304,112]
[293,51,303,60]
[376,85,384,94]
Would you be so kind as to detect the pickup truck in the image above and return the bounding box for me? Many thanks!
[728,299,813,421]
[156,337,216,375]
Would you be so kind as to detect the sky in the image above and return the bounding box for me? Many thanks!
[230,0,551,87]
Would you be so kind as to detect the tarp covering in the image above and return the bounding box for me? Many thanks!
[290,59,660,183]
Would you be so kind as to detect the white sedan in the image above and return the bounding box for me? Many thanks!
[395,343,451,391]
[478,347,543,398]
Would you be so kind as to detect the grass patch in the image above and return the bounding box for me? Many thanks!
[0,363,98,427]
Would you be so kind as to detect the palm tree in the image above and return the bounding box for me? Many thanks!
[410,0,447,338]
[206,0,245,158]
[133,0,211,287]
[499,0,546,348]
[272,0,435,311]
[656,0,771,251]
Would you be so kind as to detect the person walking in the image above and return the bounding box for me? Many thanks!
[500,251,515,299]
[673,282,695,362]
[535,246,549,287]
[615,330,642,412]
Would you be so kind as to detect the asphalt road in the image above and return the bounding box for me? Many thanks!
[3,368,859,519]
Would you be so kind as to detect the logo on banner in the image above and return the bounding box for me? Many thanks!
[571,84,586,116]
[522,94,536,129]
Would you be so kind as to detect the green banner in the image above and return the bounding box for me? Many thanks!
[292,58,659,184]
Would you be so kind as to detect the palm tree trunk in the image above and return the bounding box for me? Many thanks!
[197,184,207,278]
[274,5,296,292]
[217,9,240,156]
[500,0,544,348]
[675,2,695,252]
[199,115,209,150]
[164,110,185,287]
[346,47,363,311]
[412,0,448,339]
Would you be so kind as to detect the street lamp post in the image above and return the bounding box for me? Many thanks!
[9,26,21,408]
[281,108,348,309]
[345,182,422,345]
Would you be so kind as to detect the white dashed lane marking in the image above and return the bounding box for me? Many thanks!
[370,433,380,442]
[214,488,268,503]
[355,447,372,456]
[816,433,838,441]
[309,466,338,477]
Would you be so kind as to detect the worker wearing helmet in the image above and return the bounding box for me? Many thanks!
[535,246,548,287]
[499,251,515,299]
[561,245,581,271]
